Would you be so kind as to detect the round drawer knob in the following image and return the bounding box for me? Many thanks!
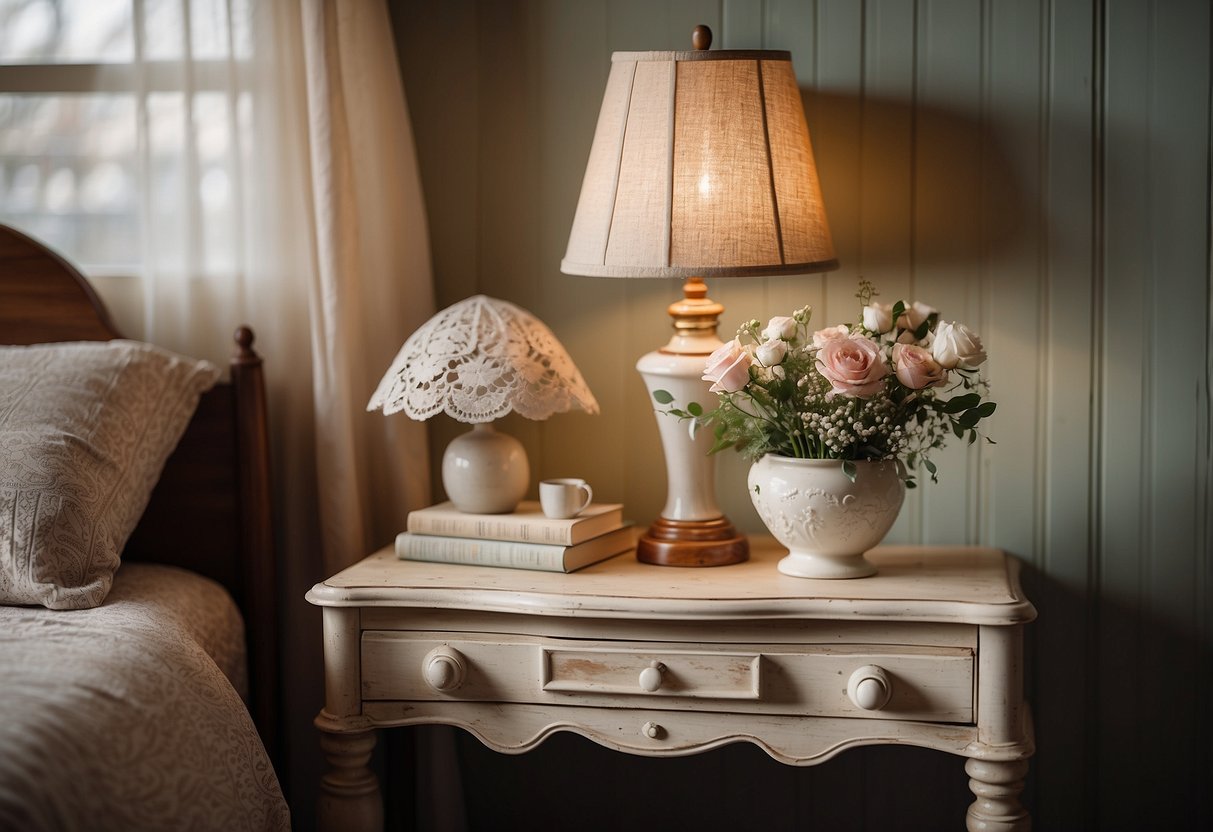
[423,646,466,692]
[846,664,892,711]
[641,721,663,739]
[638,661,665,692]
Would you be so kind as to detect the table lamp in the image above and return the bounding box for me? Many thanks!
[560,25,837,566]
[368,294,599,514]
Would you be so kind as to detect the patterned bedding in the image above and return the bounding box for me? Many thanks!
[0,563,289,831]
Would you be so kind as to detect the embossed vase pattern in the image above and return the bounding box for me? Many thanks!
[747,456,906,579]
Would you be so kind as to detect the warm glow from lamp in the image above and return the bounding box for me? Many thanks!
[560,25,836,566]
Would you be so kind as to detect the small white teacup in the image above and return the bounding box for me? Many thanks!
[539,478,593,519]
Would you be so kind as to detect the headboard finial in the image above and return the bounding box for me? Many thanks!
[234,326,258,363]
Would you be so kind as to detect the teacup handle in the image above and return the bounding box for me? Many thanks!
[576,483,593,513]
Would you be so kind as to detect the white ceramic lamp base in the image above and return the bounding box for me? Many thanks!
[635,348,747,567]
[441,423,529,514]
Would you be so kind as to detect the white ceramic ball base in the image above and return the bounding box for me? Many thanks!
[441,423,529,514]
[748,455,905,580]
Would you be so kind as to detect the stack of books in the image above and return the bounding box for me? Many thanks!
[396,501,632,573]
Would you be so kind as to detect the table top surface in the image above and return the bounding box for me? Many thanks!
[308,537,1035,626]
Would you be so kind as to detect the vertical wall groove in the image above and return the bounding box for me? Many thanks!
[1086,0,1106,825]
[1200,10,1213,822]
[1033,0,1049,568]
[1201,16,1213,811]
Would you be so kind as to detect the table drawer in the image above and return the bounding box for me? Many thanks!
[361,631,974,722]
[544,647,761,699]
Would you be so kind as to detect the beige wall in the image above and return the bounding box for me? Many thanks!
[392,0,1212,828]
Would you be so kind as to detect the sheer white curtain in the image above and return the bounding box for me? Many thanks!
[1,1,438,819]
[0,0,433,573]
[254,0,436,573]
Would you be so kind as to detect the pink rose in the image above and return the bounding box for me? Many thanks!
[893,342,947,389]
[812,324,850,348]
[702,338,752,393]
[815,336,888,398]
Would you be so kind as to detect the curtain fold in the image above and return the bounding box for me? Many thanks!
[296,0,435,570]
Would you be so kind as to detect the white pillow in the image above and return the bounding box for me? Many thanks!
[0,340,219,609]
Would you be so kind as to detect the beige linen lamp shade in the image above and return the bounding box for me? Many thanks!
[561,26,837,567]
[561,45,837,278]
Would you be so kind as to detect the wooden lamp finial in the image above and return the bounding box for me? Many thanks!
[692,24,712,50]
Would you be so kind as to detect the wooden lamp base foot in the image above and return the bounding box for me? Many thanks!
[636,516,749,567]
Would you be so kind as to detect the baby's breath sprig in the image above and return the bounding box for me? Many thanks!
[855,277,878,308]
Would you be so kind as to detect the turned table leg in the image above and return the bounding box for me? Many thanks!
[317,728,383,832]
[965,758,1030,831]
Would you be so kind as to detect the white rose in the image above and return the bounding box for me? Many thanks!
[755,338,789,367]
[897,301,937,332]
[862,302,894,334]
[762,315,798,342]
[932,321,987,369]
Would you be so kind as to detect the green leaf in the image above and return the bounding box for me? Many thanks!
[905,479,918,489]
[652,389,674,404]
[687,401,704,417]
[968,429,978,444]
[974,401,997,418]
[953,421,964,439]
[924,459,937,475]
[842,460,857,483]
[958,408,983,429]
[942,393,981,414]
[892,300,906,324]
[768,378,794,401]
[913,319,931,340]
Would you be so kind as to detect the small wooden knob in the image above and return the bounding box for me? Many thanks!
[638,661,665,692]
[642,721,663,739]
[692,24,712,50]
[423,646,466,692]
[846,665,892,710]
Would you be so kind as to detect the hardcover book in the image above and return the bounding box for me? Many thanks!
[395,525,635,573]
[406,500,625,546]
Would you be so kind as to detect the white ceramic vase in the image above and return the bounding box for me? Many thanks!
[747,455,905,579]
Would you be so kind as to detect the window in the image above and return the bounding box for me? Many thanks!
[0,0,253,276]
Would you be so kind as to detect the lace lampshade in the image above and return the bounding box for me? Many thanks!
[560,25,836,566]
[369,295,599,514]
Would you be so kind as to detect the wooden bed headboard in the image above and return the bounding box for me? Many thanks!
[0,224,280,767]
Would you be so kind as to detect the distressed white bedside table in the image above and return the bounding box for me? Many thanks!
[307,538,1035,831]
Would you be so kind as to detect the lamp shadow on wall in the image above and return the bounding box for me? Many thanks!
[801,88,1031,273]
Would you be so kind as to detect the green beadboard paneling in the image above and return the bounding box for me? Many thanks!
[392,0,1213,827]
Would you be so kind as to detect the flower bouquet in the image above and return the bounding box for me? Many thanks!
[654,281,995,579]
